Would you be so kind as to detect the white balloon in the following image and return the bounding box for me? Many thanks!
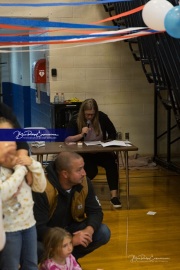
[142,0,173,31]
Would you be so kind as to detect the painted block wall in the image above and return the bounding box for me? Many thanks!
[0,1,154,155]
[2,82,30,127]
[48,3,154,155]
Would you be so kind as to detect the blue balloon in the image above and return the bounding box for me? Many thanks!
[164,6,180,39]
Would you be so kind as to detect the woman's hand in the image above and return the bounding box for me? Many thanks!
[82,126,90,136]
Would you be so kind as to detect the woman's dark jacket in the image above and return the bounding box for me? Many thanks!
[65,111,117,140]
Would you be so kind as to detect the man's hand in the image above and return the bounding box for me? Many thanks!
[72,226,94,247]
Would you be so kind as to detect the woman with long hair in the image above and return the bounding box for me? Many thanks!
[65,98,121,208]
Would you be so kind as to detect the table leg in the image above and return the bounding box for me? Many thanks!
[116,151,120,197]
[124,151,130,209]
[37,154,43,164]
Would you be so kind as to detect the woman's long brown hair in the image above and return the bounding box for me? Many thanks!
[77,99,100,136]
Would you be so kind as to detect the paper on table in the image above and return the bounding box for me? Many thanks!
[84,140,130,147]
[31,141,45,148]
[84,141,102,146]
[101,140,127,147]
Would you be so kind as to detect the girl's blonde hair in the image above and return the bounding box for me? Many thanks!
[77,98,100,136]
[40,227,72,265]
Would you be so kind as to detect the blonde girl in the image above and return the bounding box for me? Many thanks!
[40,227,82,270]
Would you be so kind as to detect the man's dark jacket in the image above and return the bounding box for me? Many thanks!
[33,161,103,241]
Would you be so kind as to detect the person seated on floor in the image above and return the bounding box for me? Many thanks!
[65,98,121,208]
[39,227,82,270]
[33,151,111,263]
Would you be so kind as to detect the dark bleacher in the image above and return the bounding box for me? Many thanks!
[103,0,180,173]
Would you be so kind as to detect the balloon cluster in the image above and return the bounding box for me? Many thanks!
[142,0,180,39]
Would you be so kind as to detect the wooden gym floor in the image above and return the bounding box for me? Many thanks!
[79,167,180,270]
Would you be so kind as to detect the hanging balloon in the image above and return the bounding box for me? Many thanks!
[164,6,180,39]
[142,0,173,31]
